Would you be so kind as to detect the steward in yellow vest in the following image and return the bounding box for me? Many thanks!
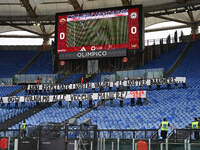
[192,117,199,140]
[20,120,27,137]
[158,118,176,140]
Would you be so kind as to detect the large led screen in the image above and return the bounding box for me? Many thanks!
[55,5,143,59]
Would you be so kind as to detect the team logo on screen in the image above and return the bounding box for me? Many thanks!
[80,47,86,51]
[131,44,138,48]
[59,18,67,25]
[130,12,137,19]
[91,46,96,51]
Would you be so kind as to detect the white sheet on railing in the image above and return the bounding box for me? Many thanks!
[27,77,186,91]
[0,91,146,103]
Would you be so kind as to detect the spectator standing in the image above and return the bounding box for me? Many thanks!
[78,99,82,108]
[131,98,135,106]
[120,98,123,107]
[36,77,40,85]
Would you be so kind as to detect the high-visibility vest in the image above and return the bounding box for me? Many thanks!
[20,123,27,130]
[161,121,169,131]
[192,121,199,129]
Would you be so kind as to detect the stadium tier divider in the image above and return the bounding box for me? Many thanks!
[0,73,81,130]
[165,41,193,77]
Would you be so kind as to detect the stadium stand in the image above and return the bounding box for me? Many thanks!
[4,40,189,132]
[0,48,69,129]
[1,0,200,149]
[1,40,189,129]
[61,73,84,84]
[0,39,192,135]
[1,73,84,129]
[7,73,96,129]
[24,50,53,74]
[75,40,200,131]
[0,85,22,97]
[0,50,37,78]
[140,42,187,71]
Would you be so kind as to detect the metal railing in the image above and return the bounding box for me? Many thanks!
[100,68,164,82]
[0,136,199,150]
[13,74,58,84]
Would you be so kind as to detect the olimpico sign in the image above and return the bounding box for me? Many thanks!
[76,51,107,58]
[59,49,127,60]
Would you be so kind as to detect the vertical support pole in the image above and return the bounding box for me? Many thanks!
[148,138,151,150]
[14,139,18,150]
[160,143,163,150]
[132,139,135,150]
[166,138,168,150]
[8,137,11,150]
[37,137,40,150]
[117,138,120,150]
[99,138,102,150]
[103,138,105,150]
[188,143,191,150]
[184,139,187,150]
[97,138,100,150]
[188,139,191,150]
[74,140,77,150]
[90,141,93,150]
[112,142,114,150]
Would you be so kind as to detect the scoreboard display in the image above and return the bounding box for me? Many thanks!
[55,5,144,60]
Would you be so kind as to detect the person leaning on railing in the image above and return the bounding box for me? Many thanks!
[158,118,176,140]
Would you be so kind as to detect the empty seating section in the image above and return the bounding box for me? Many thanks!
[78,88,199,130]
[9,100,89,129]
[76,40,200,130]
[0,85,36,123]
[0,50,37,78]
[3,40,200,133]
[140,42,186,71]
[8,73,86,129]
[25,51,53,74]
[0,50,53,124]
[61,73,84,84]
[173,41,200,78]
[0,102,36,123]
[0,85,21,96]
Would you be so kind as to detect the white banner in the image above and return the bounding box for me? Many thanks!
[27,77,186,91]
[0,91,146,103]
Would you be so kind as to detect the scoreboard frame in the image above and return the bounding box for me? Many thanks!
[55,5,144,60]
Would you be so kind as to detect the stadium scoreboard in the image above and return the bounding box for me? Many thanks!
[55,5,144,60]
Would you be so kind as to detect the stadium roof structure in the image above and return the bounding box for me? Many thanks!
[0,0,200,44]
